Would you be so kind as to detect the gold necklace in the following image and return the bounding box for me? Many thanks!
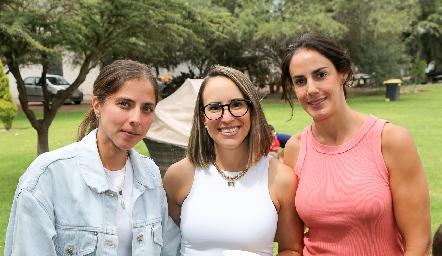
[213,162,249,187]
[104,155,128,209]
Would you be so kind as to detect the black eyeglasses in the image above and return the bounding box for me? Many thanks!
[201,99,252,120]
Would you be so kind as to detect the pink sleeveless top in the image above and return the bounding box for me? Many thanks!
[295,115,404,255]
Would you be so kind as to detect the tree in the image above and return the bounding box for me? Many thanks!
[173,0,240,76]
[334,0,416,85]
[0,59,17,130]
[404,0,442,75]
[410,56,427,91]
[0,0,220,155]
[235,0,347,93]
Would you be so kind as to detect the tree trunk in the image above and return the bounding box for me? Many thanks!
[269,83,275,93]
[36,120,49,155]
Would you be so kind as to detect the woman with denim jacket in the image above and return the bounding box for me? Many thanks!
[5,60,180,256]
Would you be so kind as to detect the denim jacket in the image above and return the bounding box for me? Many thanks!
[4,129,180,256]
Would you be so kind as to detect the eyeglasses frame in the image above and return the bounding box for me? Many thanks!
[200,99,252,120]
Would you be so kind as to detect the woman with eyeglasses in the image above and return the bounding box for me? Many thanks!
[163,65,304,255]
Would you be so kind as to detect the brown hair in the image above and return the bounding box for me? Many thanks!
[186,65,272,169]
[280,33,354,110]
[76,59,158,141]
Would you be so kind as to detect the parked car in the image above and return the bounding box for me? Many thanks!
[23,75,83,104]
[353,73,371,87]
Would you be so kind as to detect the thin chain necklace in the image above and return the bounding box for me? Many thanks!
[104,154,128,209]
[213,162,249,187]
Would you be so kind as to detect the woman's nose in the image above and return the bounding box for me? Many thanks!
[129,109,142,126]
[221,105,234,121]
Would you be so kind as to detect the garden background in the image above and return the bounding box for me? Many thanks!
[1,84,441,255]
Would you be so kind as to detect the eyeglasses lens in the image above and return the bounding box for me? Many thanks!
[203,100,250,120]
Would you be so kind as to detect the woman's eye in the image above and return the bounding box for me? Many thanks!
[143,106,154,113]
[118,101,130,108]
[231,101,244,108]
[317,72,327,78]
[208,104,221,111]
[295,79,306,85]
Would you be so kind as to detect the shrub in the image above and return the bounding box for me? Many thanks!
[0,60,17,130]
[410,57,427,85]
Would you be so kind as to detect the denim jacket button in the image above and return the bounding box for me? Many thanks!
[94,231,98,236]
[66,245,74,255]
[137,234,144,242]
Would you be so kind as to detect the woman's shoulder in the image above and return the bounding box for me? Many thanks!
[268,156,296,211]
[19,143,78,191]
[168,157,195,173]
[381,122,415,153]
[268,157,296,186]
[283,132,302,168]
[163,158,195,187]
[163,158,196,205]
[286,132,302,147]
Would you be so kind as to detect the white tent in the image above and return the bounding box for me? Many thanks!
[145,78,203,146]
[143,79,203,176]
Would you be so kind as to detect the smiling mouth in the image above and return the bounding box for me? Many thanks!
[309,98,326,105]
[219,127,239,133]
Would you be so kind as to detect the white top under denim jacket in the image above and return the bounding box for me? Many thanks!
[4,129,180,256]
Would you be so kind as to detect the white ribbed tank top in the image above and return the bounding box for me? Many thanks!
[180,156,277,256]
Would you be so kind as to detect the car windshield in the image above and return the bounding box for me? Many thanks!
[47,77,70,85]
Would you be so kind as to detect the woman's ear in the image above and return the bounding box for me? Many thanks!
[92,96,101,117]
[342,73,349,82]
[200,112,206,125]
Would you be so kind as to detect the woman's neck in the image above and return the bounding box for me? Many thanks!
[96,134,128,170]
[213,143,249,172]
[312,108,367,146]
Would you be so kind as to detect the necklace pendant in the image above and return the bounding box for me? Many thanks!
[121,201,126,209]
[227,181,235,187]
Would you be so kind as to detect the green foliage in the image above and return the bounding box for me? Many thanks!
[410,57,427,84]
[0,60,17,130]
[1,0,442,152]
[240,0,348,69]
[174,0,239,75]
[1,0,232,154]
[404,0,442,69]
[334,0,415,85]
[0,99,17,130]
[0,85,442,254]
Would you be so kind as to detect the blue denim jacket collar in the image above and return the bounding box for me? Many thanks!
[76,129,160,194]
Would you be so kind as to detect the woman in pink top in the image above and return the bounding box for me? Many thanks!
[280,33,432,255]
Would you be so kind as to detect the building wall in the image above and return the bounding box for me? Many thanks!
[7,60,100,104]
[7,59,197,104]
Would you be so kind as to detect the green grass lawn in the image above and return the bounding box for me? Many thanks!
[1,84,441,255]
